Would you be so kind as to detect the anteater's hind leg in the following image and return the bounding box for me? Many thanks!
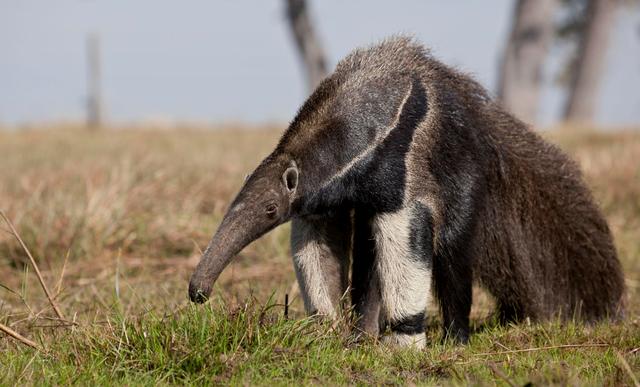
[373,203,432,348]
[290,212,351,318]
[351,209,382,337]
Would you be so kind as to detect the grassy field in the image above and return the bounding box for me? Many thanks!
[0,125,638,385]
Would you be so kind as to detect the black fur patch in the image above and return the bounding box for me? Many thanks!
[351,209,382,334]
[409,202,434,267]
[389,312,426,335]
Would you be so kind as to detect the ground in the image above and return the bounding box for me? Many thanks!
[0,125,638,385]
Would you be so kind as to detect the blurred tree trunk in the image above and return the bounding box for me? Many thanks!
[285,0,328,92]
[498,0,557,125]
[563,0,619,123]
[87,33,103,129]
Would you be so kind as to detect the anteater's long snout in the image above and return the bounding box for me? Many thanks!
[187,210,240,303]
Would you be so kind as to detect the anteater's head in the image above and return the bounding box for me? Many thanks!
[188,155,299,303]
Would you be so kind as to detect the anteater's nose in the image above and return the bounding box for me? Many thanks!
[188,281,210,303]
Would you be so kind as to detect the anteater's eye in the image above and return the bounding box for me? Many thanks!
[265,203,278,218]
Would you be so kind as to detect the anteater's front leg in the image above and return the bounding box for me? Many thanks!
[290,212,351,318]
[373,203,432,348]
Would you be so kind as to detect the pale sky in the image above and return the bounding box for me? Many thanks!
[1,1,639,127]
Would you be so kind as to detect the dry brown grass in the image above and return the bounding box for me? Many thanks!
[0,126,300,324]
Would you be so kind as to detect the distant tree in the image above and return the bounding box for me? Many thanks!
[86,33,104,129]
[284,0,328,93]
[498,0,558,125]
[562,0,620,123]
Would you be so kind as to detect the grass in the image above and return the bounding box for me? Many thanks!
[0,125,639,385]
[2,300,637,385]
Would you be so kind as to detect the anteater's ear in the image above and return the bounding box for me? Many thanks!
[283,161,299,198]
